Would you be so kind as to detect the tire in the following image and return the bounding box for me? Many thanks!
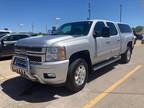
[121,47,132,63]
[66,58,88,92]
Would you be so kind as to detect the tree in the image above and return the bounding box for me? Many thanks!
[134,26,144,33]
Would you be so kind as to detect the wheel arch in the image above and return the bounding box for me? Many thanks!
[69,50,92,72]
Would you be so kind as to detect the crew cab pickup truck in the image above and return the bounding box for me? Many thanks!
[11,20,135,92]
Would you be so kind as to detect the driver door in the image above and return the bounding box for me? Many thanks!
[94,21,112,63]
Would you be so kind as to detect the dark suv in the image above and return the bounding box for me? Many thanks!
[0,33,31,58]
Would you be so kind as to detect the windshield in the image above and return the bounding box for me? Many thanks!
[53,21,93,36]
[0,32,9,38]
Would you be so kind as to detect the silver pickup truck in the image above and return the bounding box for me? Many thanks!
[11,20,135,92]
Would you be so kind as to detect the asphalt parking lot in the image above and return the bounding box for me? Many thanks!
[0,42,144,108]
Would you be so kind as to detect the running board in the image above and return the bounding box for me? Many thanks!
[93,57,121,71]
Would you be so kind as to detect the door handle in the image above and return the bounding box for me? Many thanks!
[106,41,110,44]
[117,39,120,42]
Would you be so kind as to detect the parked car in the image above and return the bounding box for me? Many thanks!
[0,29,12,38]
[11,20,135,92]
[133,30,144,44]
[0,33,31,58]
[141,34,144,44]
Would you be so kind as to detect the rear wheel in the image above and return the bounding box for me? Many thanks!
[66,58,88,92]
[121,47,132,63]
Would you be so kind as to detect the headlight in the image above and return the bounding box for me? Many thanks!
[46,47,66,62]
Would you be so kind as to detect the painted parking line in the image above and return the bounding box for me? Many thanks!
[82,65,143,108]
[0,77,4,80]
[0,74,18,81]
[135,44,142,47]
[0,75,5,80]
[4,74,18,80]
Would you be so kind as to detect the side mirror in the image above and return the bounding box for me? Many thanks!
[101,27,110,37]
[51,30,57,35]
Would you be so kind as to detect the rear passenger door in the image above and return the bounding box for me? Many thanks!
[106,22,121,56]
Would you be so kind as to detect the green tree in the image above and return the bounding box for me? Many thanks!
[134,26,144,33]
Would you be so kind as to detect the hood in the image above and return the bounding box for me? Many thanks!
[16,35,73,47]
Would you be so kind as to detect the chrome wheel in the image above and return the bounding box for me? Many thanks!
[74,65,86,86]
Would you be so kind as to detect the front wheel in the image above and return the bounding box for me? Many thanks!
[121,47,132,63]
[65,58,88,92]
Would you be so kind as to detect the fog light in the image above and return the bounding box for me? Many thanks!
[43,73,56,79]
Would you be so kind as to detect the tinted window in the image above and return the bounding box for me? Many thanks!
[61,25,71,33]
[107,22,118,35]
[118,24,132,33]
[0,32,9,38]
[12,35,29,40]
[54,21,92,36]
[94,22,106,37]
[3,36,12,41]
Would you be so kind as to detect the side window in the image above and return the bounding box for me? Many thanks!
[3,36,13,41]
[94,22,105,37]
[12,35,28,41]
[21,35,29,38]
[62,25,71,34]
[11,35,20,41]
[106,22,118,36]
[118,24,132,33]
[0,32,9,37]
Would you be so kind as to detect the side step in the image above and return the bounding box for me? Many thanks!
[93,57,121,71]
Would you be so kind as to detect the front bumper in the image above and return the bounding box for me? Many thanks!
[11,56,69,84]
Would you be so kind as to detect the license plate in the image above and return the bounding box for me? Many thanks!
[12,56,30,77]
[13,57,28,68]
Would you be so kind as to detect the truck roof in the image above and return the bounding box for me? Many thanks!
[70,19,130,26]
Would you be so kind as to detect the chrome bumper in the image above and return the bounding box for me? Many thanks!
[11,56,69,84]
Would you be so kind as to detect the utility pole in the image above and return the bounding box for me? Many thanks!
[88,0,91,20]
[19,24,24,32]
[32,23,34,33]
[45,24,48,33]
[120,4,122,23]
[55,17,61,27]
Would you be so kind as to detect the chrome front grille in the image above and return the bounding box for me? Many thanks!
[15,46,46,63]
[15,46,45,53]
[28,56,42,62]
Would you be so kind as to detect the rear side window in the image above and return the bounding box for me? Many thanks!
[106,22,118,36]
[118,24,132,33]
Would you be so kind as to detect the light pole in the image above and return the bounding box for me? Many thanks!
[45,24,48,33]
[120,4,123,23]
[88,0,91,20]
[19,24,24,32]
[32,23,34,33]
